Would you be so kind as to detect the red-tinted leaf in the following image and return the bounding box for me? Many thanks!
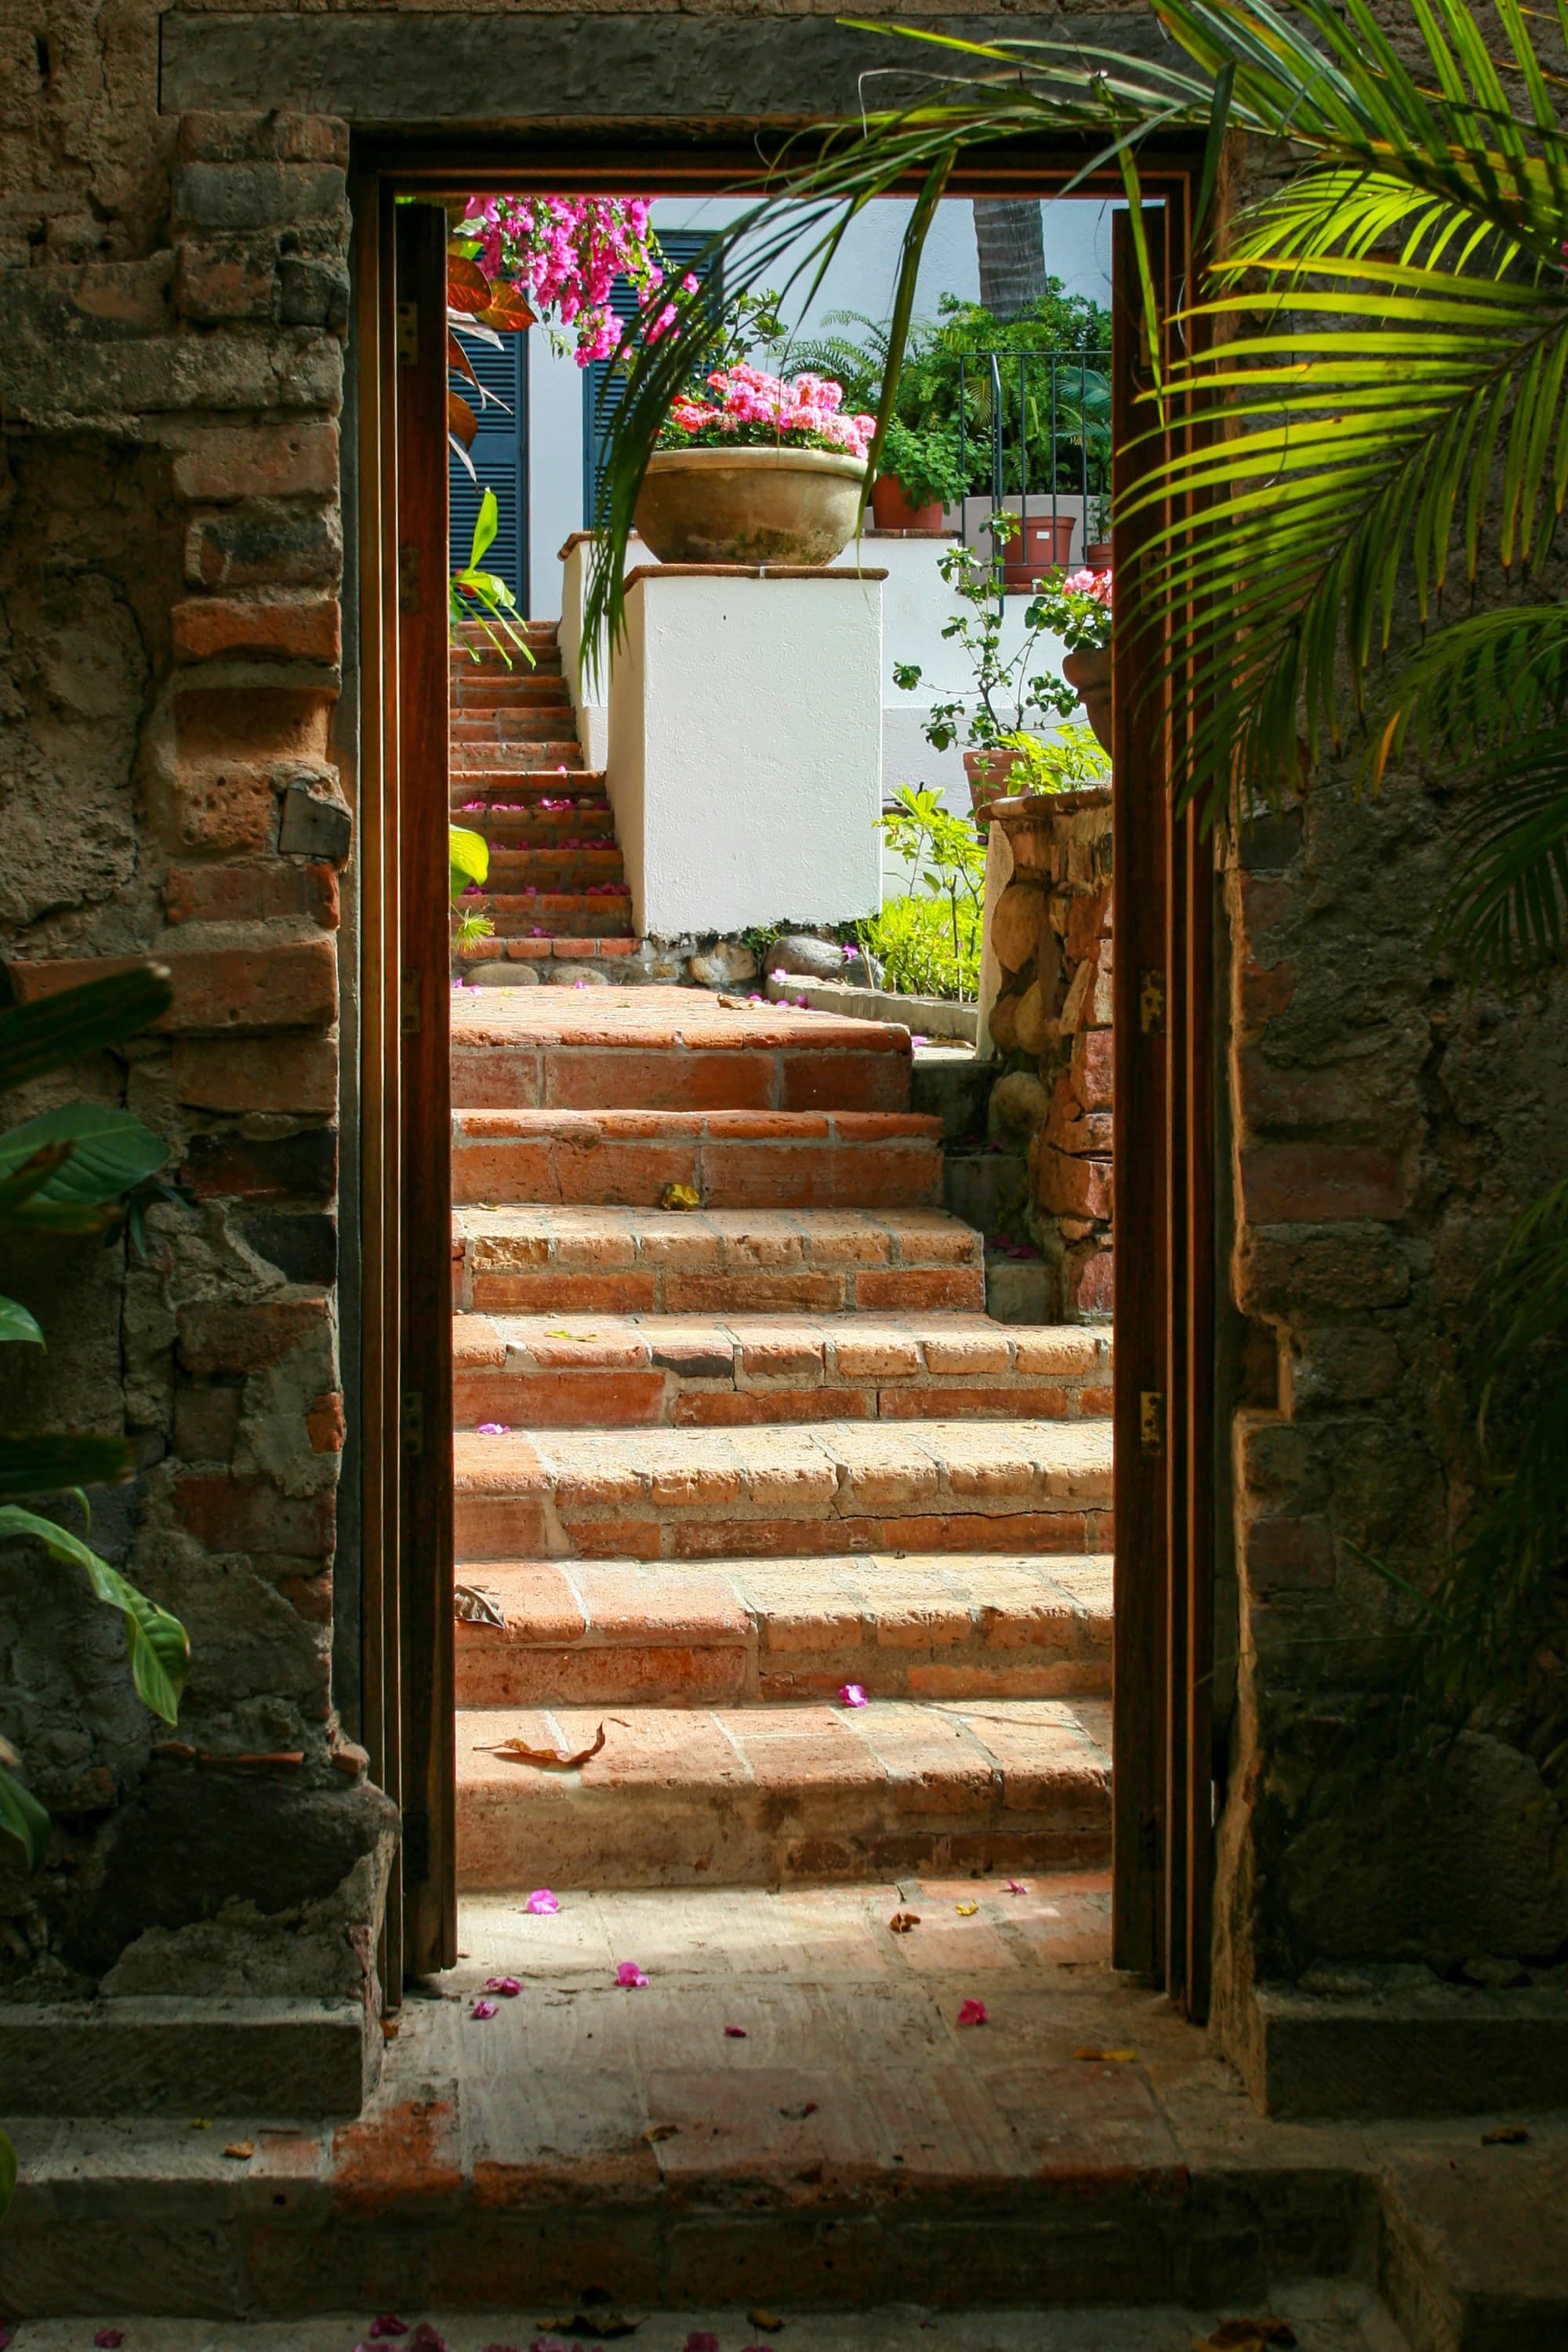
[448,333,481,390]
[474,282,535,332]
[447,254,492,315]
[448,389,477,448]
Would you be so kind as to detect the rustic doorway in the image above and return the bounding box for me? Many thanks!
[351,142,1213,2024]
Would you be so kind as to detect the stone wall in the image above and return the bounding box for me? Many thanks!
[983,788,1114,1323]
[0,107,394,2018]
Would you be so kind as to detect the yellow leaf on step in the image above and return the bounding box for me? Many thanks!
[955,1900,979,1916]
[660,1182,702,1210]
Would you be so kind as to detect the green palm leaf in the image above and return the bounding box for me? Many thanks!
[0,1434,134,1497]
[0,1105,169,1209]
[0,1755,50,1872]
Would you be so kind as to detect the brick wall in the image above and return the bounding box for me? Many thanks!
[0,106,394,2013]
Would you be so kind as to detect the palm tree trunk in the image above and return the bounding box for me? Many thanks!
[972,201,1047,320]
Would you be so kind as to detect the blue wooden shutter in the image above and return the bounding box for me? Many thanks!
[581,234,718,529]
[450,328,528,612]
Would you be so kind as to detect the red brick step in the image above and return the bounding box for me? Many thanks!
[450,1109,945,1209]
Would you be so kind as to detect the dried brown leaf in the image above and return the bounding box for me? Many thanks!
[477,1722,608,1772]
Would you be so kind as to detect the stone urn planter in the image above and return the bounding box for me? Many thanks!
[870,474,946,534]
[634,447,869,567]
[1062,644,1112,753]
[1083,539,1112,572]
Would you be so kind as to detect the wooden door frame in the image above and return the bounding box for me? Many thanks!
[351,140,1218,2010]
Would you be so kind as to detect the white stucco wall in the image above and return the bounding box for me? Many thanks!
[607,569,884,935]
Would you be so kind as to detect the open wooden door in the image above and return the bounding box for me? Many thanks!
[1110,194,1215,2017]
[357,191,456,2003]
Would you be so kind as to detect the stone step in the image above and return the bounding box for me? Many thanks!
[452,1203,987,1315]
[452,1310,1110,1429]
[452,772,605,803]
[455,1694,1112,1888]
[452,677,572,710]
[450,1109,946,1210]
[453,1552,1113,1707]
[468,895,634,938]
[452,1417,1112,1563]
[449,985,911,1112]
[452,739,586,768]
[485,845,626,887]
[452,712,580,744]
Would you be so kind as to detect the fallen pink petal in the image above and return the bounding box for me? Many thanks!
[724,2024,748,2038]
[475,1421,510,1436]
[1004,1878,1028,1895]
[470,1997,500,2019]
[956,1997,989,2026]
[684,2336,721,2352]
[368,2321,410,2340]
[94,2332,125,2347]
[408,2327,448,2352]
[484,1975,523,1996]
[838,1682,869,1708]
[525,1887,560,1914]
[616,1960,649,1987]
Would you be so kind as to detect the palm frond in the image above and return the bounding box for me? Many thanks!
[1436,731,1568,978]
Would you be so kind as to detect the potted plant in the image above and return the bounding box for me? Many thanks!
[870,420,966,532]
[634,363,876,565]
[987,719,1111,801]
[1083,492,1112,572]
[1024,567,1115,752]
[894,514,1081,815]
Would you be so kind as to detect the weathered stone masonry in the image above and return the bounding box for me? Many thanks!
[0,107,394,2016]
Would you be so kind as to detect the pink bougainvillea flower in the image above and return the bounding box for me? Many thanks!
[475,1421,510,1436]
[368,2321,409,2339]
[839,1682,868,1708]
[1004,1878,1028,1895]
[94,2332,125,2347]
[525,1887,560,1914]
[910,1033,928,1046]
[616,1960,649,1987]
[408,2328,448,2352]
[724,2024,748,2038]
[684,2336,720,2352]
[485,1975,523,1996]
[956,1998,988,2026]
[470,1998,499,2020]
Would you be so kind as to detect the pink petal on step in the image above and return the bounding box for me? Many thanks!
[94,2333,125,2347]
[838,1682,868,1708]
[684,2337,720,2352]
[485,1975,522,1996]
[525,1887,560,1914]
[616,1961,649,1987]
[724,2024,747,2038]
[470,1998,499,2020]
[475,1422,510,1436]
[368,2321,410,2340]
[1004,1878,1028,1894]
[956,1998,988,2026]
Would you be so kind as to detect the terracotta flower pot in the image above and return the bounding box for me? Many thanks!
[871,474,946,533]
[1062,644,1112,753]
[963,746,1020,818]
[1003,514,1076,594]
[1083,539,1113,572]
[633,446,869,567]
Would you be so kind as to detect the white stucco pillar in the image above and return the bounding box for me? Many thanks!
[607,564,885,938]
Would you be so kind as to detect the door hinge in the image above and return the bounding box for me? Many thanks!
[401,967,422,1036]
[401,1807,430,1881]
[1138,968,1167,1034]
[401,1389,425,1457]
[1139,1388,1166,1457]
[396,300,419,366]
[397,542,421,615]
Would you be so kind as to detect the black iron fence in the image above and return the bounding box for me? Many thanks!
[954,347,1112,547]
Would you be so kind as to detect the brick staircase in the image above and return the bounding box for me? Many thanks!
[451,985,1115,1894]
[449,618,637,971]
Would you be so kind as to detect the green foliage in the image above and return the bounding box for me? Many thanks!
[450,487,534,668]
[873,786,987,1001]
[859,891,982,1003]
[997,721,1111,796]
[448,823,491,898]
[786,296,1111,497]
[877,419,966,509]
[893,520,1077,756]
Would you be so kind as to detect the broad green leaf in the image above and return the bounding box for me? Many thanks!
[0,1105,169,1208]
[0,1434,134,1499]
[0,967,172,1097]
[0,1505,190,1724]
[0,1297,43,1347]
[470,485,500,568]
[0,2123,15,2221]
[0,1761,49,1872]
[448,826,491,887]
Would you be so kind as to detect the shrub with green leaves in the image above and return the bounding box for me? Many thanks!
[860,892,982,1004]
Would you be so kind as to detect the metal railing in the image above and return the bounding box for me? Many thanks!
[954,347,1112,551]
